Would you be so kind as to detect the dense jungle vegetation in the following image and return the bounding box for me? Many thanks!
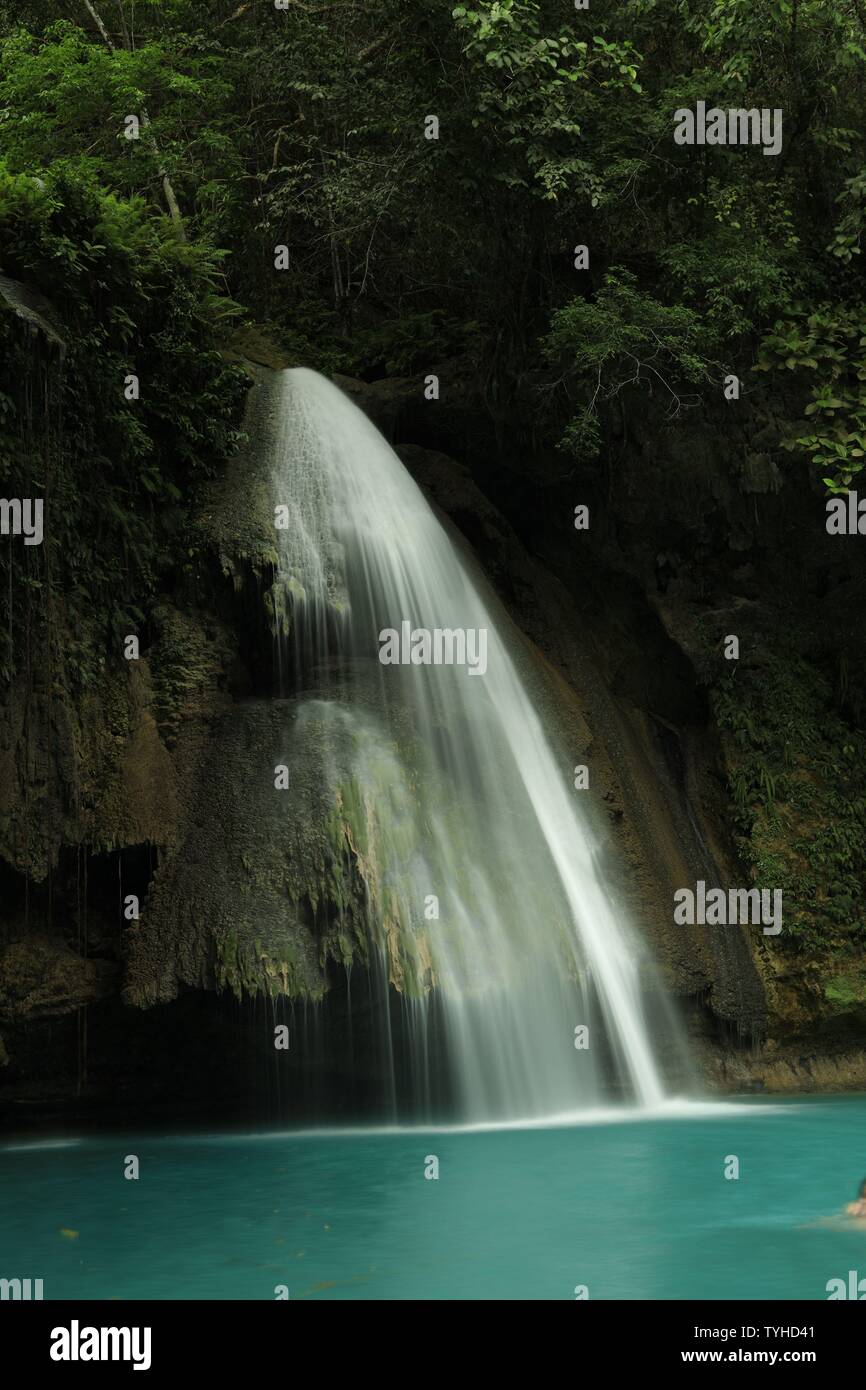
[2,0,866,967]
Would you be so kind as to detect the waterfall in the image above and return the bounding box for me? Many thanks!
[270,367,672,1121]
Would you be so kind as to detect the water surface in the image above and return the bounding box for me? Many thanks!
[2,1096,863,1300]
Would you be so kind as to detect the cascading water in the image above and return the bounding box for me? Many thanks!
[270,367,675,1121]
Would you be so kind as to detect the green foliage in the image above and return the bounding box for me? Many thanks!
[453,1,643,200]
[0,14,244,240]
[544,270,720,459]
[0,159,247,684]
[712,649,866,953]
[824,963,866,1010]
[757,305,866,492]
[657,180,802,343]
[1,0,862,433]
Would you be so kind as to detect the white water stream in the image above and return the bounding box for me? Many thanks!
[270,367,670,1119]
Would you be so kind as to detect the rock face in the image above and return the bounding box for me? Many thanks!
[2,361,865,1118]
[0,272,66,352]
[124,695,388,1009]
[0,936,117,1021]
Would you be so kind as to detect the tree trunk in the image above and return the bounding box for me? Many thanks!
[81,0,187,239]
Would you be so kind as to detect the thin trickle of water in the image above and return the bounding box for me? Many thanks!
[270,367,677,1120]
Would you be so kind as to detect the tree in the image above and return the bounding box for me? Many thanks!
[81,0,185,234]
